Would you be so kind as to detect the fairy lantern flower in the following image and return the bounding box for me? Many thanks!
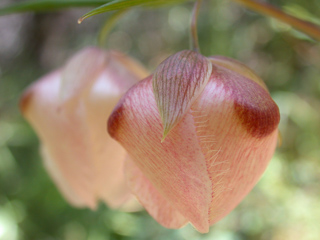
[20,47,148,210]
[108,50,280,232]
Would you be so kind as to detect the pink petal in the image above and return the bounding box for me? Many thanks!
[210,56,268,91]
[152,50,212,139]
[21,71,97,209]
[41,146,86,207]
[190,63,280,224]
[60,47,108,104]
[125,157,187,228]
[82,54,147,208]
[21,48,148,209]
[108,77,212,233]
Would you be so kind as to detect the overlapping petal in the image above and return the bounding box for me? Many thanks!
[209,55,268,91]
[109,77,212,232]
[152,50,212,139]
[191,62,279,224]
[125,157,188,228]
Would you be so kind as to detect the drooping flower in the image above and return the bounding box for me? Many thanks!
[20,47,148,210]
[108,50,280,232]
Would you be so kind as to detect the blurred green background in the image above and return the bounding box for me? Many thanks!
[1,0,320,239]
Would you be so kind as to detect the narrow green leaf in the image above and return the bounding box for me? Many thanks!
[98,9,129,47]
[232,0,320,41]
[0,0,110,16]
[78,0,189,23]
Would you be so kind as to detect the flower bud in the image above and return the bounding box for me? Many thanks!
[20,47,148,210]
[108,50,280,232]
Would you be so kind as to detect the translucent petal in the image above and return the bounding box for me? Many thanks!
[125,157,188,228]
[109,77,212,233]
[41,146,86,208]
[21,71,97,209]
[209,56,268,91]
[60,47,108,104]
[152,50,212,140]
[191,64,280,224]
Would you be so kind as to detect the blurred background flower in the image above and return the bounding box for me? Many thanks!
[20,47,147,211]
[0,0,320,239]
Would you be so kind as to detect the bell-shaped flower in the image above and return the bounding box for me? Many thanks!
[108,50,280,232]
[20,47,148,210]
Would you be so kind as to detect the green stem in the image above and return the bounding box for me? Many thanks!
[98,9,128,48]
[190,0,202,52]
[232,0,320,41]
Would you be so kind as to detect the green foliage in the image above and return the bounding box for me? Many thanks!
[0,0,189,17]
[0,0,109,16]
[79,0,189,23]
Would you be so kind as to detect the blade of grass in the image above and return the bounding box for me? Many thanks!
[0,0,110,16]
[232,0,320,41]
[78,0,188,23]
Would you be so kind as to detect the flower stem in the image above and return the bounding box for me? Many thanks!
[190,0,202,53]
[232,0,320,41]
[98,9,128,48]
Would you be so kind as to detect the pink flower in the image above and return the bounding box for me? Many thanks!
[108,50,280,232]
[20,47,148,210]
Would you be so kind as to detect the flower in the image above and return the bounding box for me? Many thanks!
[108,50,280,232]
[20,47,148,210]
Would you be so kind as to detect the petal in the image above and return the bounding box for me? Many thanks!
[60,48,148,105]
[82,55,147,208]
[60,47,108,104]
[152,50,212,140]
[41,146,86,207]
[190,64,280,224]
[21,71,97,209]
[108,77,212,233]
[209,56,268,91]
[208,62,280,138]
[84,102,130,209]
[125,157,188,228]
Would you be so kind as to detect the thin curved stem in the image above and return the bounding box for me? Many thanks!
[190,0,202,52]
[98,9,128,48]
[232,0,320,41]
